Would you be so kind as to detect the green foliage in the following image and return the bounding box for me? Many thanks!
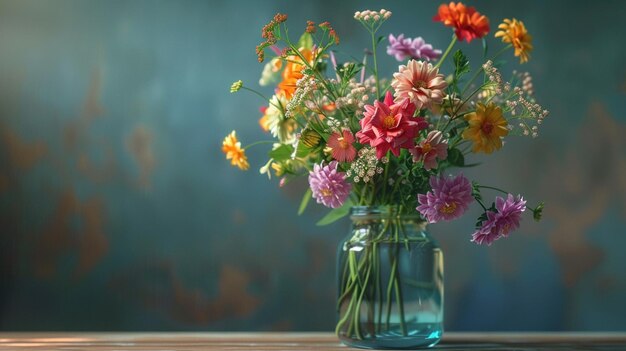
[268,144,294,161]
[298,188,312,215]
[297,32,313,50]
[447,148,465,167]
[451,49,470,94]
[316,200,352,226]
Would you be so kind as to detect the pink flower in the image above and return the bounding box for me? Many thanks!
[327,129,357,163]
[308,161,352,209]
[356,91,426,159]
[417,174,473,223]
[410,130,448,170]
[391,60,447,111]
[387,34,442,62]
[472,194,526,245]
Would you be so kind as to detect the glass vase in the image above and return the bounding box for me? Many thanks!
[336,206,444,349]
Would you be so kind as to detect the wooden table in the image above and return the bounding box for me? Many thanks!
[1,332,625,350]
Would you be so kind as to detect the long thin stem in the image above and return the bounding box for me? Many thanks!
[370,30,381,100]
[434,35,457,69]
[242,140,275,150]
[478,185,509,194]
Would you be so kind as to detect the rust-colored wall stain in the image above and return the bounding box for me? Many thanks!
[32,189,109,280]
[0,123,46,171]
[541,102,625,287]
[110,262,261,325]
[126,125,156,189]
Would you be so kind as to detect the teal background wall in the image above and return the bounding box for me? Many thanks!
[1,0,625,330]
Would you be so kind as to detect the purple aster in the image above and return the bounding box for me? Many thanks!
[386,34,442,62]
[416,174,473,223]
[308,161,352,209]
[472,194,527,246]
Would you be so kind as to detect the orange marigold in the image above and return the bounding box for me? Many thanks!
[222,131,249,170]
[495,18,533,64]
[277,48,316,100]
[433,2,490,43]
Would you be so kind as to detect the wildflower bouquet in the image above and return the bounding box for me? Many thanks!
[223,2,546,347]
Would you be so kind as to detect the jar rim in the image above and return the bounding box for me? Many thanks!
[349,205,425,221]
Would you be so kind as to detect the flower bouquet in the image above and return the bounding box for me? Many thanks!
[223,2,546,348]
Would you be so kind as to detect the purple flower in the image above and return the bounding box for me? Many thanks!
[309,161,352,209]
[387,34,442,62]
[472,194,527,246]
[417,174,473,223]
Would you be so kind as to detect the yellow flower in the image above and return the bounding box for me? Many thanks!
[462,103,509,154]
[221,131,249,170]
[495,18,533,64]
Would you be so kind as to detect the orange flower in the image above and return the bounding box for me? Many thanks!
[495,18,533,64]
[221,131,249,170]
[462,103,508,154]
[433,2,490,43]
[277,48,316,100]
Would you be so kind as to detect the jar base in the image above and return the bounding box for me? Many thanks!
[338,325,443,349]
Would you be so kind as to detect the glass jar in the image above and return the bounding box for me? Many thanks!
[336,206,444,349]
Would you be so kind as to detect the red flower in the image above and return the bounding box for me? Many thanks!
[327,129,357,163]
[433,2,490,43]
[356,92,427,159]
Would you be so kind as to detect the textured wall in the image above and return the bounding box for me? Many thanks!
[0,0,625,331]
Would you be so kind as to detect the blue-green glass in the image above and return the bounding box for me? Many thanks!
[336,206,444,349]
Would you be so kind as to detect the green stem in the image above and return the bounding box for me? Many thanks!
[242,140,275,150]
[370,29,381,100]
[478,185,509,194]
[434,35,457,69]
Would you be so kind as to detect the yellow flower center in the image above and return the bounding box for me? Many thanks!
[439,202,457,214]
[382,115,396,129]
[421,142,432,154]
[338,137,349,149]
[320,188,333,197]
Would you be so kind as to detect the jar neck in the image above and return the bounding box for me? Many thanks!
[349,206,427,234]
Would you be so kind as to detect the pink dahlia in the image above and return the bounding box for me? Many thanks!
[327,129,357,163]
[356,91,426,159]
[387,34,442,62]
[417,173,473,223]
[391,60,447,111]
[410,130,448,170]
[471,194,526,246]
[308,161,352,209]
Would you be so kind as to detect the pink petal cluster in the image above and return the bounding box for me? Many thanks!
[327,129,357,162]
[308,161,352,209]
[391,60,447,111]
[387,34,442,62]
[356,91,427,159]
[471,194,526,246]
[410,130,448,170]
[417,174,473,223]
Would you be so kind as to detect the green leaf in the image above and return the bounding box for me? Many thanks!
[297,32,313,49]
[447,148,465,167]
[376,35,385,45]
[316,200,352,226]
[298,188,312,215]
[453,50,470,78]
[268,144,294,161]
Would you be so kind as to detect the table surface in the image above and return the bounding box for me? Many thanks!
[1,332,625,350]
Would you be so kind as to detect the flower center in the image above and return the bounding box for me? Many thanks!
[421,142,432,154]
[414,80,427,89]
[338,137,349,149]
[481,122,494,135]
[382,115,396,129]
[439,202,457,214]
[320,188,333,197]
